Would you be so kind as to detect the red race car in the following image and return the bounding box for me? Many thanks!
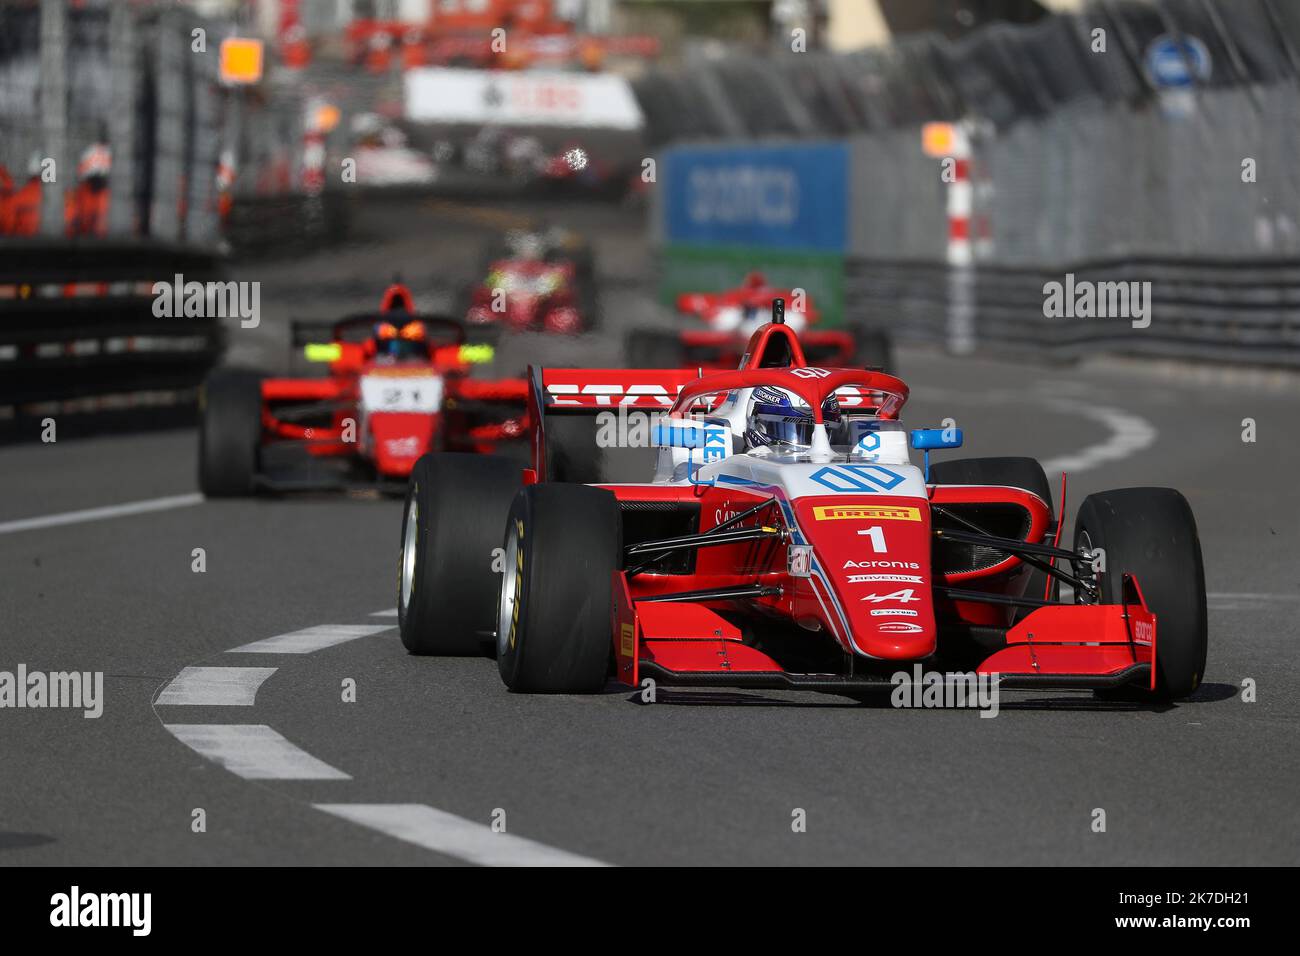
[199,283,528,495]
[627,271,892,372]
[463,230,596,334]
[398,300,1206,704]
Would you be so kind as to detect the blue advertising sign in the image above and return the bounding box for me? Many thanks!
[1144,34,1212,89]
[662,142,848,252]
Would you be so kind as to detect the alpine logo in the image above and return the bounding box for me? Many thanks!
[860,589,920,604]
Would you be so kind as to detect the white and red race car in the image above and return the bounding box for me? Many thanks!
[397,302,1206,703]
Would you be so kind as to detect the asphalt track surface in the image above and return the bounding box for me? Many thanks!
[1,198,1297,866]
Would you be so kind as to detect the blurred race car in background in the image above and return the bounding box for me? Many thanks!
[626,272,892,372]
[463,227,597,333]
[349,113,439,188]
[397,303,1206,705]
[199,283,528,495]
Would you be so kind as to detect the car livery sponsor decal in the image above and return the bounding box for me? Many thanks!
[620,623,634,656]
[860,589,920,604]
[847,573,925,584]
[878,621,924,634]
[809,465,906,495]
[814,504,920,521]
[384,436,422,458]
[546,382,681,407]
[844,560,921,569]
[871,608,919,617]
[702,423,729,462]
[360,374,443,413]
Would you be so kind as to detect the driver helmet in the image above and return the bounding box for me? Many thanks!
[745,385,841,450]
[373,319,426,360]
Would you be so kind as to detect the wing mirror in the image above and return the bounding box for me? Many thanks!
[910,427,963,450]
[911,427,963,483]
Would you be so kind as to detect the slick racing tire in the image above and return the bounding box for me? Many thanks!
[496,484,621,693]
[928,457,1056,619]
[1074,488,1207,702]
[399,453,522,655]
[625,329,685,369]
[852,326,894,373]
[198,367,264,497]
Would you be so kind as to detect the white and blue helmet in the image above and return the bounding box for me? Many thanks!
[745,386,841,449]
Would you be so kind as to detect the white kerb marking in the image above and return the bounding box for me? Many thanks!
[1040,403,1157,475]
[0,493,203,536]
[228,624,393,654]
[156,667,277,706]
[314,803,609,867]
[165,724,350,780]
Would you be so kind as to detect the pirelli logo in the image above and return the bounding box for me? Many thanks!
[813,505,922,522]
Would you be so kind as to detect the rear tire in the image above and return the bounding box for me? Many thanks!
[198,368,264,497]
[625,329,684,369]
[398,453,522,655]
[928,457,1052,507]
[1074,488,1207,701]
[496,484,621,692]
[928,457,1056,617]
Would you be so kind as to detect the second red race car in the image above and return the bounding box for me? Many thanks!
[198,283,529,495]
[626,271,892,372]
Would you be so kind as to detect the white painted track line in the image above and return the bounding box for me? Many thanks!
[1040,403,1157,475]
[1207,592,1300,601]
[156,667,277,706]
[314,803,610,867]
[0,492,204,536]
[370,608,398,617]
[165,724,351,780]
[228,624,393,654]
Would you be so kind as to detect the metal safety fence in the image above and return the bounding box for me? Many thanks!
[0,1,335,439]
[635,0,1300,145]
[645,0,1300,366]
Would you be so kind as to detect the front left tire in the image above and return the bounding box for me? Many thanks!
[496,484,621,693]
[198,367,264,497]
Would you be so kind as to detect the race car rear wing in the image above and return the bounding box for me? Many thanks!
[536,366,705,411]
[289,312,471,347]
[528,366,707,483]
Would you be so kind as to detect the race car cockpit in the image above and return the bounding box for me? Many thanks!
[370,319,428,361]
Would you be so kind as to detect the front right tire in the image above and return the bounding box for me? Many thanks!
[1074,487,1207,701]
